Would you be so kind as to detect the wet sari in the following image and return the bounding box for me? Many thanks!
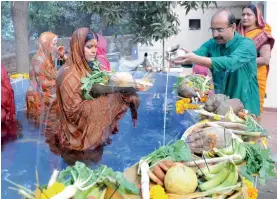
[46,28,140,152]
[26,32,59,126]
[1,65,21,140]
[237,6,275,113]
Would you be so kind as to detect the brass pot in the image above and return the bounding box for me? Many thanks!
[165,44,186,62]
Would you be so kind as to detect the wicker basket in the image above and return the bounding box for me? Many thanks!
[181,121,244,142]
[104,162,245,199]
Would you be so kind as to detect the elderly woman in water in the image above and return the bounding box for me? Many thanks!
[26,32,66,125]
[46,28,140,153]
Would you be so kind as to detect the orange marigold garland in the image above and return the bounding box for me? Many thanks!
[242,177,259,199]
[176,98,202,114]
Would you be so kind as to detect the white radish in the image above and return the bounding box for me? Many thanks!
[48,169,59,189]
[140,160,150,199]
[51,172,93,199]
[50,185,78,199]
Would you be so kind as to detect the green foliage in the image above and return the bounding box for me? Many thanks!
[1,1,14,40]
[80,1,124,27]
[1,1,216,42]
[179,1,217,14]
[129,2,180,46]
[79,1,217,45]
[140,140,192,170]
[239,143,276,185]
[28,1,94,38]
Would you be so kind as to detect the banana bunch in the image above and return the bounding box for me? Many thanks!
[203,138,246,165]
[197,162,239,193]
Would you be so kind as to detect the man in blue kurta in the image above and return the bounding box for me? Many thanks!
[174,9,260,116]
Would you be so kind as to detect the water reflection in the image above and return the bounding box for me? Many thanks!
[1,121,23,151]
[2,71,197,199]
[51,144,105,166]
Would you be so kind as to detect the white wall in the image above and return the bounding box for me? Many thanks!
[264,1,277,108]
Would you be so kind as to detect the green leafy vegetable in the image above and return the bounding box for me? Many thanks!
[57,161,139,196]
[239,143,276,185]
[186,75,212,94]
[80,69,110,100]
[140,140,192,171]
[244,115,267,134]
[84,185,106,199]
[173,77,184,90]
[173,74,212,96]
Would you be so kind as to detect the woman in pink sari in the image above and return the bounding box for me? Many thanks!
[96,33,111,71]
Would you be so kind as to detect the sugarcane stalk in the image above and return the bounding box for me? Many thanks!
[171,183,242,199]
[194,109,225,119]
[9,187,35,199]
[226,190,242,199]
[184,154,242,167]
[5,179,35,196]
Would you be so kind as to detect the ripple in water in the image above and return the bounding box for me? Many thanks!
[1,169,10,180]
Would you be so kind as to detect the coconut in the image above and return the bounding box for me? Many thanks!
[109,72,135,87]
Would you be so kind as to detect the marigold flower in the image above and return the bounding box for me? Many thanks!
[150,185,168,199]
[42,182,65,199]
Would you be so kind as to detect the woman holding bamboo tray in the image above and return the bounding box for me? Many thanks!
[45,28,140,152]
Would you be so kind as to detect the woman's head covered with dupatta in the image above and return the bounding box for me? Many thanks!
[66,28,102,76]
[37,32,58,60]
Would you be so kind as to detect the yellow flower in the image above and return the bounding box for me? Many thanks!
[150,185,168,199]
[186,82,193,87]
[242,177,254,188]
[200,97,208,103]
[176,103,182,107]
[103,77,109,84]
[182,98,191,104]
[242,177,258,199]
[249,141,256,145]
[248,187,258,199]
[213,115,221,121]
[260,137,268,147]
[176,107,185,114]
[41,182,65,199]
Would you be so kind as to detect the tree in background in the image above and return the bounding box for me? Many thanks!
[11,1,30,73]
[1,1,216,72]
[28,1,98,38]
[81,1,217,66]
[1,1,14,40]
